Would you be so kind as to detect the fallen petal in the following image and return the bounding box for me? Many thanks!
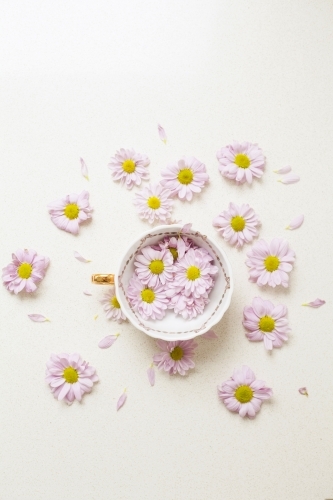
[157,124,167,144]
[286,214,304,230]
[298,387,308,396]
[83,289,92,296]
[116,390,127,410]
[278,174,300,184]
[74,251,91,263]
[201,330,218,339]
[302,298,326,308]
[181,223,192,234]
[28,314,50,322]
[98,334,119,349]
[80,157,89,180]
[147,364,155,386]
[274,165,292,175]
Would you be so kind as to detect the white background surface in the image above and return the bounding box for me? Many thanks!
[1,1,333,499]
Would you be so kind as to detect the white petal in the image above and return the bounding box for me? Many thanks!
[157,124,167,144]
[147,365,155,386]
[278,174,300,184]
[181,223,192,234]
[273,165,291,174]
[116,390,127,410]
[74,251,91,263]
[201,330,218,339]
[80,157,89,180]
[28,314,50,322]
[286,214,304,230]
[83,289,92,296]
[98,334,119,349]
[302,298,325,308]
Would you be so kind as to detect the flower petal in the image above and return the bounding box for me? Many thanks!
[80,157,89,180]
[201,330,218,339]
[298,387,308,396]
[83,289,92,296]
[116,390,127,411]
[28,314,50,322]
[74,251,91,263]
[98,334,119,349]
[181,223,192,234]
[286,214,304,230]
[302,298,325,308]
[273,165,291,174]
[278,174,300,184]
[157,124,167,144]
[147,365,155,386]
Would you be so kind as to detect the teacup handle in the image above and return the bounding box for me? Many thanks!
[91,274,115,285]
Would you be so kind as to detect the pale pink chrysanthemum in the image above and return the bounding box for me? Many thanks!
[243,297,290,350]
[108,148,150,189]
[217,141,265,185]
[127,275,168,321]
[246,238,295,288]
[133,183,173,224]
[134,246,174,288]
[172,248,218,298]
[100,287,127,323]
[2,249,49,294]
[45,353,98,405]
[168,290,210,320]
[47,190,92,235]
[218,365,272,418]
[213,202,260,248]
[161,156,209,201]
[158,235,193,262]
[153,339,197,376]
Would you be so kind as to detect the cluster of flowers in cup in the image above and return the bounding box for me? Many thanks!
[126,234,218,321]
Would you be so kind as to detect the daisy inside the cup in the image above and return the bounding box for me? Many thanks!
[128,234,219,321]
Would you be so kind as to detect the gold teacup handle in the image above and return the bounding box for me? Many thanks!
[91,274,115,285]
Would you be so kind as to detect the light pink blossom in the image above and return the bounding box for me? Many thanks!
[302,298,325,308]
[218,365,272,418]
[217,141,265,185]
[167,289,210,320]
[134,246,174,288]
[127,275,169,321]
[100,287,127,323]
[47,190,92,235]
[243,297,290,350]
[158,235,193,262]
[213,202,260,248]
[45,353,98,404]
[278,174,300,184]
[153,339,197,376]
[172,248,218,298]
[133,183,173,224]
[108,148,150,189]
[98,334,120,349]
[161,156,209,201]
[246,238,295,288]
[273,165,291,175]
[2,249,49,294]
[116,389,127,410]
[286,214,304,230]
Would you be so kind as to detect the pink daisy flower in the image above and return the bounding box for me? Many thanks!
[133,183,173,224]
[100,287,127,323]
[243,297,290,350]
[45,353,99,405]
[2,249,49,294]
[134,246,174,288]
[47,190,92,235]
[153,339,197,376]
[218,365,272,418]
[161,156,209,201]
[158,235,193,262]
[108,148,150,189]
[246,238,295,288]
[213,202,260,248]
[172,248,218,298]
[168,290,210,320]
[217,141,265,185]
[127,275,168,321]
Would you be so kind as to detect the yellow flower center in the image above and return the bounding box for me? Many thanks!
[234,153,251,169]
[111,296,121,308]
[17,262,32,279]
[149,260,164,275]
[169,247,178,260]
[170,346,184,361]
[177,168,194,185]
[186,265,201,281]
[259,316,275,332]
[234,385,253,403]
[64,203,80,220]
[141,288,155,303]
[230,215,246,232]
[63,367,79,384]
[264,256,280,272]
[147,196,161,210]
[122,159,136,173]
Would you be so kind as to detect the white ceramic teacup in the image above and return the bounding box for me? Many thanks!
[92,224,233,341]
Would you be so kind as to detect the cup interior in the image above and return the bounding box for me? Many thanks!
[115,225,233,341]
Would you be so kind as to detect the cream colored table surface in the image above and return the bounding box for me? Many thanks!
[1,1,333,499]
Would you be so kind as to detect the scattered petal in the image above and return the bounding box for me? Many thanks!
[278,174,300,184]
[158,124,167,144]
[181,223,192,234]
[302,298,326,308]
[28,314,50,322]
[98,334,120,349]
[201,330,218,339]
[147,364,155,386]
[299,387,308,396]
[116,389,127,410]
[83,289,92,296]
[286,214,304,230]
[74,251,91,263]
[80,157,89,180]
[273,165,292,175]
[93,314,98,320]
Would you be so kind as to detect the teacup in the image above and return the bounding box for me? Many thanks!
[92,224,233,341]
